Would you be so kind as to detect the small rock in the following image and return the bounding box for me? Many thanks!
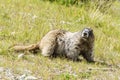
[18,53,25,59]
[25,76,37,80]
[5,68,15,80]
[18,74,27,80]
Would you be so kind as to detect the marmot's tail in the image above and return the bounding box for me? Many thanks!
[12,43,39,53]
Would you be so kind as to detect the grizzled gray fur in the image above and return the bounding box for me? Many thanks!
[40,28,95,62]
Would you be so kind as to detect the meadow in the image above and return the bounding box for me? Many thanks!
[0,0,120,79]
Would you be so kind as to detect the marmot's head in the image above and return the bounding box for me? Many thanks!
[81,28,94,42]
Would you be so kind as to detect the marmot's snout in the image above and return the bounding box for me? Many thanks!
[83,32,89,37]
[81,28,93,38]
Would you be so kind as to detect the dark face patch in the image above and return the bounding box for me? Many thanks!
[81,28,93,39]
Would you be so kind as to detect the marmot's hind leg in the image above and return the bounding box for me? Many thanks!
[41,44,56,57]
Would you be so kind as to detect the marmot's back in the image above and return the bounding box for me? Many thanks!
[40,29,68,56]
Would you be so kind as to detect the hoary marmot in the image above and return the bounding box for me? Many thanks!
[13,28,95,62]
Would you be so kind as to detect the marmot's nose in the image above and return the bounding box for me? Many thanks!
[84,33,87,36]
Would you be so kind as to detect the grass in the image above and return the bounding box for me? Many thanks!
[0,0,120,79]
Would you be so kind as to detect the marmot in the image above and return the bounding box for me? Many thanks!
[13,28,95,62]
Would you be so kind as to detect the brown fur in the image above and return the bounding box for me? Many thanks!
[12,28,95,62]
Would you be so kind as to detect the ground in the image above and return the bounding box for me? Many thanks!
[0,0,120,80]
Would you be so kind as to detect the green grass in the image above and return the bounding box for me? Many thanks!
[0,0,120,80]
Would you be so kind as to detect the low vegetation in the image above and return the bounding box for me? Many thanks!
[0,0,120,79]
